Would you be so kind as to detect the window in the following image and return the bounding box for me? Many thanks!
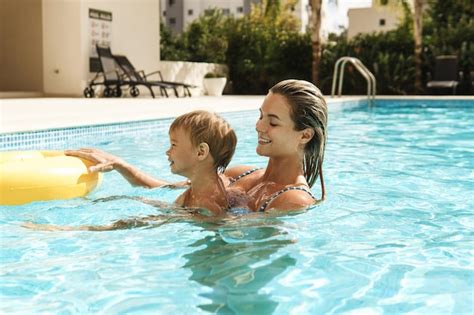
[222,8,230,15]
[379,19,386,26]
[237,6,243,13]
[169,17,176,25]
[188,9,193,15]
[169,0,175,6]
[163,10,166,17]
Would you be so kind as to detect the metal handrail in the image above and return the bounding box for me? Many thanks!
[331,57,376,103]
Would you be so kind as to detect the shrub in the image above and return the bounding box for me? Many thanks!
[184,9,229,63]
[204,72,226,78]
[160,23,189,61]
[225,1,306,94]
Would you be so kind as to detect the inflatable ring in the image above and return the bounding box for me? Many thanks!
[0,151,102,205]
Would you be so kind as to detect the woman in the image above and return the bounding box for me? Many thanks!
[66,79,328,212]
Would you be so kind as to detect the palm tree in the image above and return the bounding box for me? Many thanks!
[310,0,323,85]
[413,0,423,93]
[376,0,424,92]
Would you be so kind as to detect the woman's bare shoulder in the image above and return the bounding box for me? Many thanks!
[224,165,260,178]
[265,189,317,212]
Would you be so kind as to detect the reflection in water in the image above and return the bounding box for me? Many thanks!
[20,193,298,314]
[183,221,296,314]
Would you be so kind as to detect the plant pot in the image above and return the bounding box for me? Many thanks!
[203,77,227,96]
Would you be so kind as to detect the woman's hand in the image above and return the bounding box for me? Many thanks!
[65,148,124,173]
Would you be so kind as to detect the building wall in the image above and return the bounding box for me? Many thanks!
[0,0,159,96]
[42,0,82,95]
[164,0,184,34]
[0,0,43,92]
[347,6,402,39]
[294,0,310,33]
[162,0,311,35]
[164,0,245,34]
[183,0,244,28]
[243,0,257,14]
[41,0,160,96]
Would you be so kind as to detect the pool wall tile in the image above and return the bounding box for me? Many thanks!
[0,110,254,151]
[0,119,171,151]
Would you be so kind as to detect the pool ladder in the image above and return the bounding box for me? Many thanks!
[331,57,376,104]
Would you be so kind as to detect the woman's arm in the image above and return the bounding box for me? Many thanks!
[65,148,171,188]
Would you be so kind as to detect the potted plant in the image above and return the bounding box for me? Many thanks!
[203,72,227,96]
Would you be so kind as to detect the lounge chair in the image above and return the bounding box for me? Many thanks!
[426,55,463,95]
[85,45,174,98]
[113,55,196,97]
[83,46,124,98]
[111,55,176,98]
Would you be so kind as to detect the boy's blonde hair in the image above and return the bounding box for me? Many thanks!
[170,110,237,173]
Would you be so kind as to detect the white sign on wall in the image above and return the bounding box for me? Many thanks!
[89,8,112,71]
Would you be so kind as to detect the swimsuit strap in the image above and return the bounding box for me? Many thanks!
[229,168,261,184]
[258,186,317,212]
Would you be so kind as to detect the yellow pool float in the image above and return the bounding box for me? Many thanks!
[0,151,102,205]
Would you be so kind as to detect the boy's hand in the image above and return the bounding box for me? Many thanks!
[65,148,124,173]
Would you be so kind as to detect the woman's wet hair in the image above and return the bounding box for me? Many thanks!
[270,79,328,188]
[170,110,237,173]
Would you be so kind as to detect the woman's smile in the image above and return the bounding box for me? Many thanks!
[258,135,271,145]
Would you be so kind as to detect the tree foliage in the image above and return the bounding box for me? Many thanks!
[160,9,228,63]
[423,0,473,91]
[226,0,305,93]
[160,0,472,95]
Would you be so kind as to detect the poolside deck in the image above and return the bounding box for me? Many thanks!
[1,95,472,133]
[1,96,264,133]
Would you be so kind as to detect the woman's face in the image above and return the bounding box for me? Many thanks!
[255,92,306,158]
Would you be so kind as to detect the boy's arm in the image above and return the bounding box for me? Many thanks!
[114,161,170,188]
[65,148,170,188]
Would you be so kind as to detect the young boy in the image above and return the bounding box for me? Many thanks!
[166,110,236,215]
[23,110,237,231]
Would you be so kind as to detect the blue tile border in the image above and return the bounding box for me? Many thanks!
[0,119,171,151]
[0,110,256,151]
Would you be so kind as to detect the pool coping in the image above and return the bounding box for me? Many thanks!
[0,95,364,134]
[1,95,473,134]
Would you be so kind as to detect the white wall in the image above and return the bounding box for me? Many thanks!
[81,0,161,95]
[347,7,402,39]
[42,0,160,96]
[158,60,228,96]
[42,0,82,95]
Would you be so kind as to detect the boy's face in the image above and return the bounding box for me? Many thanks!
[166,127,199,178]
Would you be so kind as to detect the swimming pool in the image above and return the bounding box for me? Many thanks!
[1,99,473,314]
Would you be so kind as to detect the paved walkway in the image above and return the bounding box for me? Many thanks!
[2,95,470,133]
[1,96,265,133]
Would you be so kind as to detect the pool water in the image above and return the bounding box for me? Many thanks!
[1,100,473,314]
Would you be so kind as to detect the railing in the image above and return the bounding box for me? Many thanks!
[331,57,376,104]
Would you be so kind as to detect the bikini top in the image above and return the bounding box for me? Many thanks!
[229,168,317,212]
[228,168,261,184]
